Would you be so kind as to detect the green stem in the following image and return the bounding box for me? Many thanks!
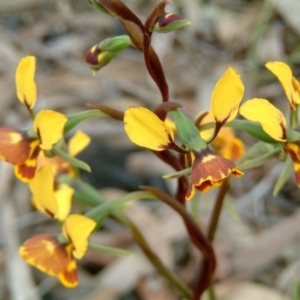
[191,194,201,226]
[236,142,264,165]
[207,178,229,242]
[64,178,192,299]
[204,178,230,300]
[142,186,216,299]
[85,191,154,229]
[88,243,133,257]
[273,156,293,196]
[163,167,191,179]
[53,146,91,172]
[115,212,193,299]
[237,147,281,170]
[59,176,107,206]
[64,109,108,134]
[207,284,217,300]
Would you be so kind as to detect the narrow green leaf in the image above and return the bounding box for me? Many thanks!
[64,109,108,133]
[88,243,133,257]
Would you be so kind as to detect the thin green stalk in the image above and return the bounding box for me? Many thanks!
[63,178,192,299]
[237,147,281,170]
[88,243,133,257]
[204,178,230,300]
[142,186,216,299]
[53,146,91,172]
[207,284,217,300]
[207,178,229,243]
[191,194,201,226]
[115,212,193,299]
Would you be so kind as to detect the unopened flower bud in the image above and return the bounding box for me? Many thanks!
[153,13,191,34]
[85,35,132,74]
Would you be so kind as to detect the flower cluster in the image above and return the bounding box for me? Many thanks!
[3,0,300,298]
[2,56,97,287]
[124,66,245,200]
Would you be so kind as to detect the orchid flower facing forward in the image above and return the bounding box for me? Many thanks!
[239,61,300,188]
[265,61,300,111]
[240,98,300,186]
[199,113,245,162]
[124,106,175,151]
[123,67,244,200]
[0,56,67,181]
[20,214,96,287]
[185,67,245,199]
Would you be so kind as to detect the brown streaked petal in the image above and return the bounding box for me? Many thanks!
[0,128,32,165]
[58,245,78,287]
[14,141,40,182]
[285,142,300,163]
[15,161,37,182]
[293,163,300,187]
[19,234,69,276]
[191,148,243,192]
[195,179,223,192]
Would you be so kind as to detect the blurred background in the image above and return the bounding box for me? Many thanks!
[0,0,300,299]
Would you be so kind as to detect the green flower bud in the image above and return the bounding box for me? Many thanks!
[153,13,191,33]
[85,35,132,74]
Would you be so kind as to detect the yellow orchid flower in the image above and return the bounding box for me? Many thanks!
[210,66,244,126]
[265,61,300,110]
[240,98,300,187]
[200,112,245,161]
[124,106,174,151]
[15,56,37,110]
[0,57,68,182]
[185,148,243,200]
[19,214,96,287]
[240,98,287,142]
[185,67,245,199]
[12,110,67,182]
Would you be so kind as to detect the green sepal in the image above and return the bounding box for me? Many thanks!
[273,156,293,196]
[153,13,191,33]
[226,119,280,144]
[64,109,107,134]
[171,109,206,151]
[88,243,133,257]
